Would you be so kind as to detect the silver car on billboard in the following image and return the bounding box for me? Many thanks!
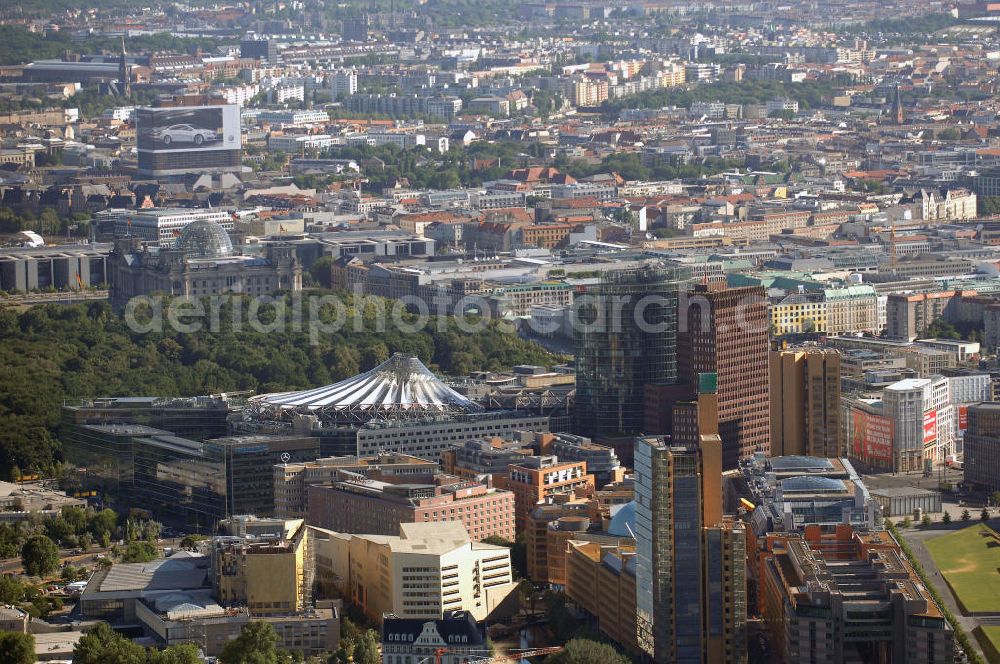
[150,123,219,146]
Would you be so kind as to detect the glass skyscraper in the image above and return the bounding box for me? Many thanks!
[574,262,689,439]
[634,429,747,663]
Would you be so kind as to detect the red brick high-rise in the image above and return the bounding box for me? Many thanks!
[677,283,771,468]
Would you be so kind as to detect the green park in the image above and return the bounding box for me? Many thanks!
[926,524,1000,615]
[976,626,1000,664]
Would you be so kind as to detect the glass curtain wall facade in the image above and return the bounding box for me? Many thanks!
[634,436,747,664]
[635,439,703,662]
[673,455,703,662]
[133,435,228,522]
[61,397,237,441]
[63,424,230,526]
[63,417,320,527]
[574,263,689,438]
[62,424,148,499]
[635,441,674,658]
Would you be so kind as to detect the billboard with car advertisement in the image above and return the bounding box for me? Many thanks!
[136,105,241,153]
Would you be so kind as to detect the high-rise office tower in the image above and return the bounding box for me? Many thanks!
[965,402,1000,492]
[770,347,843,457]
[342,15,369,43]
[677,283,770,469]
[574,262,688,439]
[634,382,747,664]
[240,38,279,64]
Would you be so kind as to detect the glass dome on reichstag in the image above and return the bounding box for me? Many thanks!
[177,219,234,258]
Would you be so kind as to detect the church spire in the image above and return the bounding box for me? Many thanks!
[118,36,131,97]
[892,84,903,125]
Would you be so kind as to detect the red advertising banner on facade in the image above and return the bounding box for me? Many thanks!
[958,405,969,432]
[923,409,937,445]
[852,409,894,467]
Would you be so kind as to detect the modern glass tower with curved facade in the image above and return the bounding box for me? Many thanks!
[634,433,747,664]
[573,261,689,439]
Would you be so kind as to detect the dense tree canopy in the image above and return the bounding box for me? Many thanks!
[73,625,208,664]
[220,622,289,664]
[0,86,159,120]
[0,26,226,68]
[119,541,158,564]
[0,575,28,605]
[0,631,35,664]
[0,295,557,479]
[73,622,147,664]
[21,534,59,577]
[147,644,204,664]
[26,505,119,550]
[555,151,741,182]
[600,79,840,116]
[978,196,1000,217]
[307,256,334,289]
[319,140,546,193]
[352,629,381,664]
[840,12,961,39]
[923,317,984,343]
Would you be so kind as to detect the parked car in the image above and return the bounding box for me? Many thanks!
[150,124,217,146]
[65,581,88,595]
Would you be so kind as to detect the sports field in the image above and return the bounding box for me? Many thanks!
[926,523,1000,615]
[975,626,1000,664]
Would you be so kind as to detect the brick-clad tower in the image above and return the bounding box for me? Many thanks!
[677,283,771,468]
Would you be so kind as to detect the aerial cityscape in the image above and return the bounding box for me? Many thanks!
[1,0,1000,663]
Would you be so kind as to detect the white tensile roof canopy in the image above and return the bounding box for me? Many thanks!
[252,353,481,419]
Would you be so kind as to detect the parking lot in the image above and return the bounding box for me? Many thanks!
[863,468,998,521]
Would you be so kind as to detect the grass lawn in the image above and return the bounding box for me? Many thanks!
[976,626,1000,664]
[926,523,1000,615]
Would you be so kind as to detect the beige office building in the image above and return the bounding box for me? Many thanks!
[309,522,517,624]
[770,348,843,457]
